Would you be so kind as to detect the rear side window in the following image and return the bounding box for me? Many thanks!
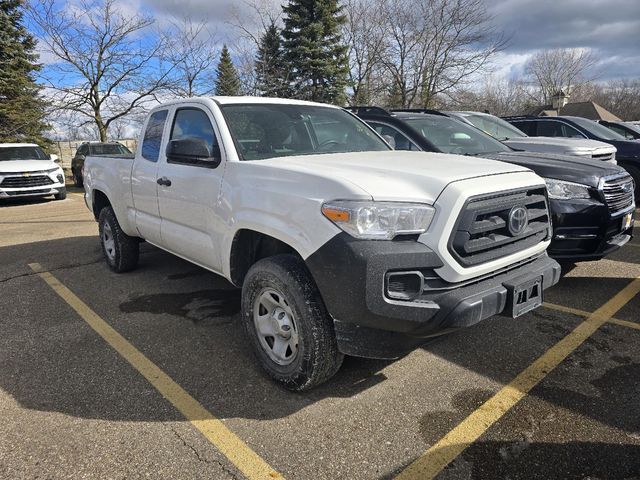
[537,121,583,138]
[511,121,535,136]
[142,110,168,162]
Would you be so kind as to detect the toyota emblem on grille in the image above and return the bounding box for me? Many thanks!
[508,206,528,236]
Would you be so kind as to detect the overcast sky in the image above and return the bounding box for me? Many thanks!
[130,0,640,81]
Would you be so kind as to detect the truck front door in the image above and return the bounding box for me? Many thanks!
[156,105,225,272]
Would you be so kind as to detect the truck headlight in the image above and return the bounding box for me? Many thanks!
[321,201,435,239]
[544,179,591,200]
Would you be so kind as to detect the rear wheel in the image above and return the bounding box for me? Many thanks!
[241,254,343,391]
[98,206,139,272]
[74,171,84,187]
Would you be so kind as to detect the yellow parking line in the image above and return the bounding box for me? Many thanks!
[544,302,640,331]
[395,276,640,480]
[28,263,283,480]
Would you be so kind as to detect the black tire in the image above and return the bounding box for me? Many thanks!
[241,254,343,391]
[54,188,67,200]
[74,171,83,187]
[98,206,139,273]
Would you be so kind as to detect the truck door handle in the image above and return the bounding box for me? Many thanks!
[157,177,172,187]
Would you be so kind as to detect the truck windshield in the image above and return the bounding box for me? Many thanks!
[221,104,390,160]
[404,116,512,155]
[0,146,49,161]
[460,114,527,140]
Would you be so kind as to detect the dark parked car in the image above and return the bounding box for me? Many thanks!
[503,116,640,200]
[352,107,635,262]
[598,120,640,141]
[71,142,132,187]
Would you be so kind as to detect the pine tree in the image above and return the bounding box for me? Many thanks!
[214,45,241,96]
[254,23,289,98]
[281,0,349,104]
[0,0,50,145]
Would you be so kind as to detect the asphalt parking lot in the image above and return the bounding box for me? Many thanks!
[1,190,639,480]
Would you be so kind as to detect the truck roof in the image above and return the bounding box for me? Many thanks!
[0,143,39,148]
[150,96,342,110]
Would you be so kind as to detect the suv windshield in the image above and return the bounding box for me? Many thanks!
[90,144,131,155]
[569,117,626,140]
[0,146,49,161]
[221,104,389,160]
[404,116,512,155]
[461,113,527,140]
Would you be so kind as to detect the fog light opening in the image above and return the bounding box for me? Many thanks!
[386,271,424,301]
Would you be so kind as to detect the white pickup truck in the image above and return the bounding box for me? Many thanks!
[84,97,560,390]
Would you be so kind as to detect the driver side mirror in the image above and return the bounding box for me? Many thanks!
[449,133,476,146]
[166,137,221,168]
[50,154,60,164]
[382,134,396,149]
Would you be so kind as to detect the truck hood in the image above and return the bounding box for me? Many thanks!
[0,160,59,173]
[257,151,530,203]
[479,151,623,188]
[503,137,616,155]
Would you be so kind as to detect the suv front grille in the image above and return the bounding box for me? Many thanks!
[0,175,54,188]
[449,187,550,267]
[601,175,634,215]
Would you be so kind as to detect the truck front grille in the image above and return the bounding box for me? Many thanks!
[449,187,550,267]
[0,175,53,188]
[592,152,615,162]
[601,175,634,215]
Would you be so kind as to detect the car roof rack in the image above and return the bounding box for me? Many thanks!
[391,108,448,117]
[501,115,536,120]
[345,106,392,116]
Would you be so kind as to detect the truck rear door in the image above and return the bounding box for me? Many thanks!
[131,109,169,244]
[155,104,226,272]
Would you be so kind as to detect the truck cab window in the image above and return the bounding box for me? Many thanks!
[168,108,218,166]
[141,110,168,162]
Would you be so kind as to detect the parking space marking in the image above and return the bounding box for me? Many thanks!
[395,276,640,480]
[544,302,640,331]
[28,263,283,480]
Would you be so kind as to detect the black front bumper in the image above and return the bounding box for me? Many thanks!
[548,198,634,261]
[305,234,560,359]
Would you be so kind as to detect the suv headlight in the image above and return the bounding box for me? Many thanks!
[544,178,591,200]
[321,201,435,240]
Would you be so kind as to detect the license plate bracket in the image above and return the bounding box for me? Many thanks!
[622,212,633,232]
[508,276,543,318]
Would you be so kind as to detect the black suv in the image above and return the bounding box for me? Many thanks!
[598,120,640,141]
[71,142,132,187]
[503,116,640,199]
[352,107,635,262]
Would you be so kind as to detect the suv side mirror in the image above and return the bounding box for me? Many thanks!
[382,134,396,149]
[50,154,60,164]
[450,133,476,146]
[166,137,221,167]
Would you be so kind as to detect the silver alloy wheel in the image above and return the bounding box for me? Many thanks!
[102,222,116,261]
[253,288,299,366]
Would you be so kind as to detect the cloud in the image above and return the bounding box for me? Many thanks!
[485,0,640,78]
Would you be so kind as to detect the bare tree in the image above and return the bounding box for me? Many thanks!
[525,48,598,104]
[29,0,172,141]
[163,17,218,98]
[342,0,388,105]
[227,0,283,94]
[380,0,507,108]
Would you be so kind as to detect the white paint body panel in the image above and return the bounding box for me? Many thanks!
[0,145,65,197]
[84,96,551,285]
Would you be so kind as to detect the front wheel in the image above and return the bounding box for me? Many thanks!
[54,188,67,200]
[98,206,139,273]
[241,254,343,391]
